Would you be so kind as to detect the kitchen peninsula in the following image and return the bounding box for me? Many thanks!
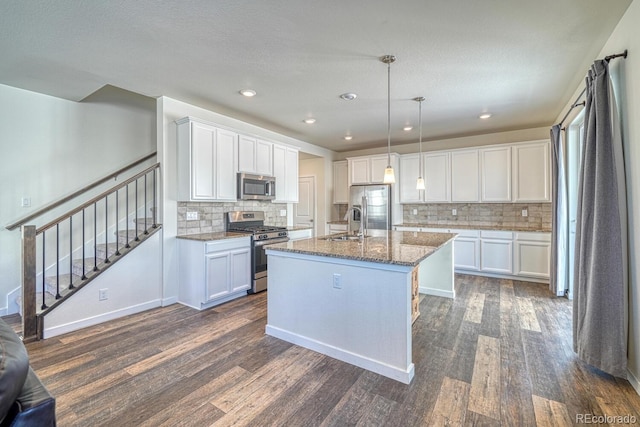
[265,230,456,384]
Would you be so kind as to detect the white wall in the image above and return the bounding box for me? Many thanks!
[298,157,331,237]
[0,84,156,314]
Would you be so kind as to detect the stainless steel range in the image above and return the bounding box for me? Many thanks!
[226,211,289,293]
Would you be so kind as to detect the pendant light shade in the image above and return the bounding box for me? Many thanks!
[414,96,425,190]
[381,55,396,184]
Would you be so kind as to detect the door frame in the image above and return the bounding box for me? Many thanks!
[294,175,316,236]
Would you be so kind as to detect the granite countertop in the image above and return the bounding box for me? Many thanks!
[176,232,249,242]
[266,229,457,267]
[397,222,551,233]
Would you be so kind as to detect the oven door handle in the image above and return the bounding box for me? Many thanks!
[254,237,290,247]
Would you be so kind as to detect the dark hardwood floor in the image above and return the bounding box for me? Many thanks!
[22,274,640,426]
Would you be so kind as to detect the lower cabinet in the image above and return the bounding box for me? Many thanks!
[514,232,551,278]
[325,223,348,235]
[480,230,513,274]
[452,230,481,272]
[288,228,313,241]
[179,236,251,310]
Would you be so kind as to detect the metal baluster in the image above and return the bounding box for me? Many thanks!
[153,167,157,228]
[115,189,121,256]
[82,209,87,280]
[135,179,140,241]
[144,173,148,234]
[69,215,75,289]
[41,232,47,310]
[55,224,61,299]
[93,203,98,271]
[125,184,130,248]
[104,195,110,264]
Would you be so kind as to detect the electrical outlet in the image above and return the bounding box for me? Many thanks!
[186,211,198,221]
[521,209,528,217]
[21,197,31,207]
[99,288,108,301]
[333,273,342,289]
[452,208,457,216]
[412,208,417,215]
[280,209,287,217]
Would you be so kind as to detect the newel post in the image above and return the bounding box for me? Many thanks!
[21,225,38,341]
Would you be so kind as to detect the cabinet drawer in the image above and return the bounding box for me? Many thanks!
[481,230,513,240]
[205,237,251,253]
[451,229,480,238]
[515,232,551,242]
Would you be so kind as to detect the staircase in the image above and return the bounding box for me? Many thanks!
[15,161,161,341]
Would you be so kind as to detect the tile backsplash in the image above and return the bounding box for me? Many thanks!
[402,203,552,231]
[177,201,288,235]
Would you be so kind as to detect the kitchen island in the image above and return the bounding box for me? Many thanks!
[265,230,456,384]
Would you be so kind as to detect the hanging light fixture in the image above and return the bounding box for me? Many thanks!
[414,97,425,190]
[381,55,396,184]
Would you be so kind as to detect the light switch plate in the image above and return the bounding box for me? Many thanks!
[452,208,457,216]
[521,209,528,217]
[280,209,287,217]
[21,197,31,207]
[186,211,198,221]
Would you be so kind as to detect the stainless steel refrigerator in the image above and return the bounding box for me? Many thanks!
[347,184,392,233]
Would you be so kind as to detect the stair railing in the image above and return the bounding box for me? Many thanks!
[19,162,160,341]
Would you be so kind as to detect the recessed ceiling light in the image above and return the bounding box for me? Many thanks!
[344,135,353,141]
[239,89,256,97]
[479,113,492,119]
[304,118,316,124]
[403,126,413,131]
[340,93,357,101]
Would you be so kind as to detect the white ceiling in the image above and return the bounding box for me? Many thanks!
[0,0,632,152]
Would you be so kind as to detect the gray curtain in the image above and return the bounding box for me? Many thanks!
[573,60,628,378]
[550,125,568,296]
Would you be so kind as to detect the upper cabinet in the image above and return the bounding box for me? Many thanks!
[238,135,273,176]
[348,153,399,185]
[273,144,299,203]
[512,141,551,202]
[424,152,451,203]
[451,149,480,202]
[333,160,349,204]
[177,117,237,202]
[399,154,422,203]
[480,146,511,202]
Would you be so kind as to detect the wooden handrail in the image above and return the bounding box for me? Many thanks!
[36,163,160,234]
[5,152,157,231]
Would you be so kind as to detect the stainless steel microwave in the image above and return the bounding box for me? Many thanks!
[237,173,276,200]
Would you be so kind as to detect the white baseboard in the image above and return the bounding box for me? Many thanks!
[0,307,7,316]
[162,295,179,306]
[420,286,455,299]
[627,368,640,396]
[265,324,415,384]
[42,299,161,339]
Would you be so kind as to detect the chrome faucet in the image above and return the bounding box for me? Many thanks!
[344,206,364,238]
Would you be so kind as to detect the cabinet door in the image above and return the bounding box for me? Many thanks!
[333,161,349,204]
[515,241,550,278]
[255,139,273,176]
[273,144,286,201]
[237,135,256,173]
[205,252,230,301]
[481,239,513,274]
[214,128,238,201]
[481,146,511,202]
[451,150,480,202]
[229,248,251,293]
[424,152,451,202]
[454,237,480,271]
[512,142,550,202]
[350,158,370,185]
[285,147,299,202]
[399,154,423,203]
[273,144,299,202]
[370,156,389,183]
[190,122,216,200]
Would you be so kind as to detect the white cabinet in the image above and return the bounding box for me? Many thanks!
[399,154,423,203]
[177,117,237,202]
[514,232,551,279]
[480,230,513,274]
[289,228,313,241]
[326,223,348,235]
[480,146,511,202]
[333,161,349,204]
[273,144,299,203]
[348,154,399,185]
[238,135,273,176]
[451,229,481,271]
[178,236,251,310]
[424,152,451,202]
[512,141,551,202]
[451,150,480,202]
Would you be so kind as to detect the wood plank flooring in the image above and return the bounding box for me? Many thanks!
[21,274,640,426]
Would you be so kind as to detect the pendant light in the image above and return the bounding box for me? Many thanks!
[381,55,396,184]
[414,97,426,190]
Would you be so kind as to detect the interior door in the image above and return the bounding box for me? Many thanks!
[294,176,315,234]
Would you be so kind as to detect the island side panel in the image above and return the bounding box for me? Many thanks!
[418,239,455,299]
[265,251,414,384]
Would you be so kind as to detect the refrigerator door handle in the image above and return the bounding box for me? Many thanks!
[362,195,368,235]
